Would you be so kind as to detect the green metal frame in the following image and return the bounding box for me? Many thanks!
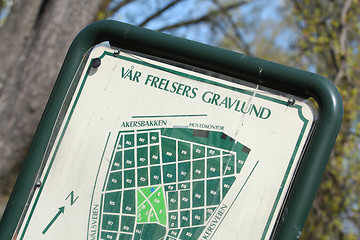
[0,20,343,239]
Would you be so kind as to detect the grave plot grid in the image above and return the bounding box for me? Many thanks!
[98,128,250,240]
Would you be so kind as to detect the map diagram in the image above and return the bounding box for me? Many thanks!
[90,128,250,240]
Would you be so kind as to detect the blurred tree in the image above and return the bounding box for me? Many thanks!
[287,0,360,239]
[207,0,360,237]
[0,0,104,216]
[0,0,7,22]
[215,0,360,238]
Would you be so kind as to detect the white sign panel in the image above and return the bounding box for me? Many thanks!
[15,46,315,240]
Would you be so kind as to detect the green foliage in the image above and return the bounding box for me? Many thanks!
[217,0,359,238]
[288,0,360,239]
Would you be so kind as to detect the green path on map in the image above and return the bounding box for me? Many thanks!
[95,128,250,240]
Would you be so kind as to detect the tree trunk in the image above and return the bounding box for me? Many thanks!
[0,0,104,218]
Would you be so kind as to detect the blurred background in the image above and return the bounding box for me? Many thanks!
[0,0,359,239]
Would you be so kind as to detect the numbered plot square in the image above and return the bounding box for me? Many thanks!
[134,225,144,239]
[168,229,180,238]
[120,215,135,233]
[150,145,160,165]
[124,134,134,148]
[180,210,190,228]
[192,160,205,180]
[164,184,176,192]
[178,182,190,190]
[124,170,135,188]
[223,154,235,176]
[122,190,136,214]
[137,167,149,187]
[117,135,123,150]
[192,180,205,208]
[168,191,178,211]
[192,209,205,226]
[101,214,119,231]
[237,146,250,173]
[137,132,148,146]
[178,162,191,182]
[104,191,122,213]
[106,171,122,191]
[101,231,118,240]
[163,164,177,184]
[111,151,122,171]
[179,226,205,240]
[178,141,190,161]
[206,207,216,221]
[168,212,178,229]
[137,147,148,167]
[150,131,159,144]
[193,145,205,159]
[207,148,220,157]
[150,166,162,185]
[180,190,190,209]
[134,223,167,240]
[222,176,236,199]
[207,157,220,178]
[124,149,135,169]
[206,178,221,206]
[162,138,176,163]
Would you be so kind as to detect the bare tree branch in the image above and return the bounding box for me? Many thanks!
[212,0,252,55]
[97,0,136,19]
[156,1,248,32]
[139,0,181,27]
[334,0,352,86]
[108,0,136,17]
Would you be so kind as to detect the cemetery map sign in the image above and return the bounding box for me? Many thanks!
[92,128,250,240]
[14,46,315,240]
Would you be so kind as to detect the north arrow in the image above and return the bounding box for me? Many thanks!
[42,206,65,235]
